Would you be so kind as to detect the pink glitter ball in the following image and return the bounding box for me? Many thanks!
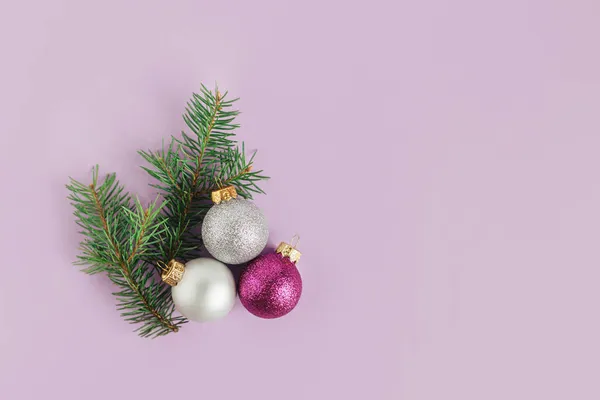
[239,252,302,318]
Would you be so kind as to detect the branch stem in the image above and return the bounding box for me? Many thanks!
[89,184,178,333]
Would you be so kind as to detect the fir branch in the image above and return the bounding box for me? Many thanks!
[194,144,269,199]
[213,143,269,198]
[67,167,186,338]
[139,84,268,266]
[68,85,268,338]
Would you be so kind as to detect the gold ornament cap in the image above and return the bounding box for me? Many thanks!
[276,235,302,263]
[211,185,238,204]
[161,260,186,286]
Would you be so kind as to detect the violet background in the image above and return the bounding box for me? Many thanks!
[1,1,600,399]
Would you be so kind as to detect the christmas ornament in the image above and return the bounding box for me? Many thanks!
[161,258,236,322]
[238,236,303,319]
[202,186,269,264]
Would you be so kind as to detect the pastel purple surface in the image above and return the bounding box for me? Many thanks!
[2,1,600,399]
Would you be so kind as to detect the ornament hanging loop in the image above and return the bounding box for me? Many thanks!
[290,234,300,248]
[156,260,168,272]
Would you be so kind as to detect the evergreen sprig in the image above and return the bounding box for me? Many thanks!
[67,167,187,337]
[67,85,269,338]
[139,85,268,264]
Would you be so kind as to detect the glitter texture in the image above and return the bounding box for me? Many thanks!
[238,252,302,319]
[202,198,268,265]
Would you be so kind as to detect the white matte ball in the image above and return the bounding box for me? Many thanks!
[172,258,236,322]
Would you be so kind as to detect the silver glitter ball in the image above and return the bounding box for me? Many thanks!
[202,198,269,264]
